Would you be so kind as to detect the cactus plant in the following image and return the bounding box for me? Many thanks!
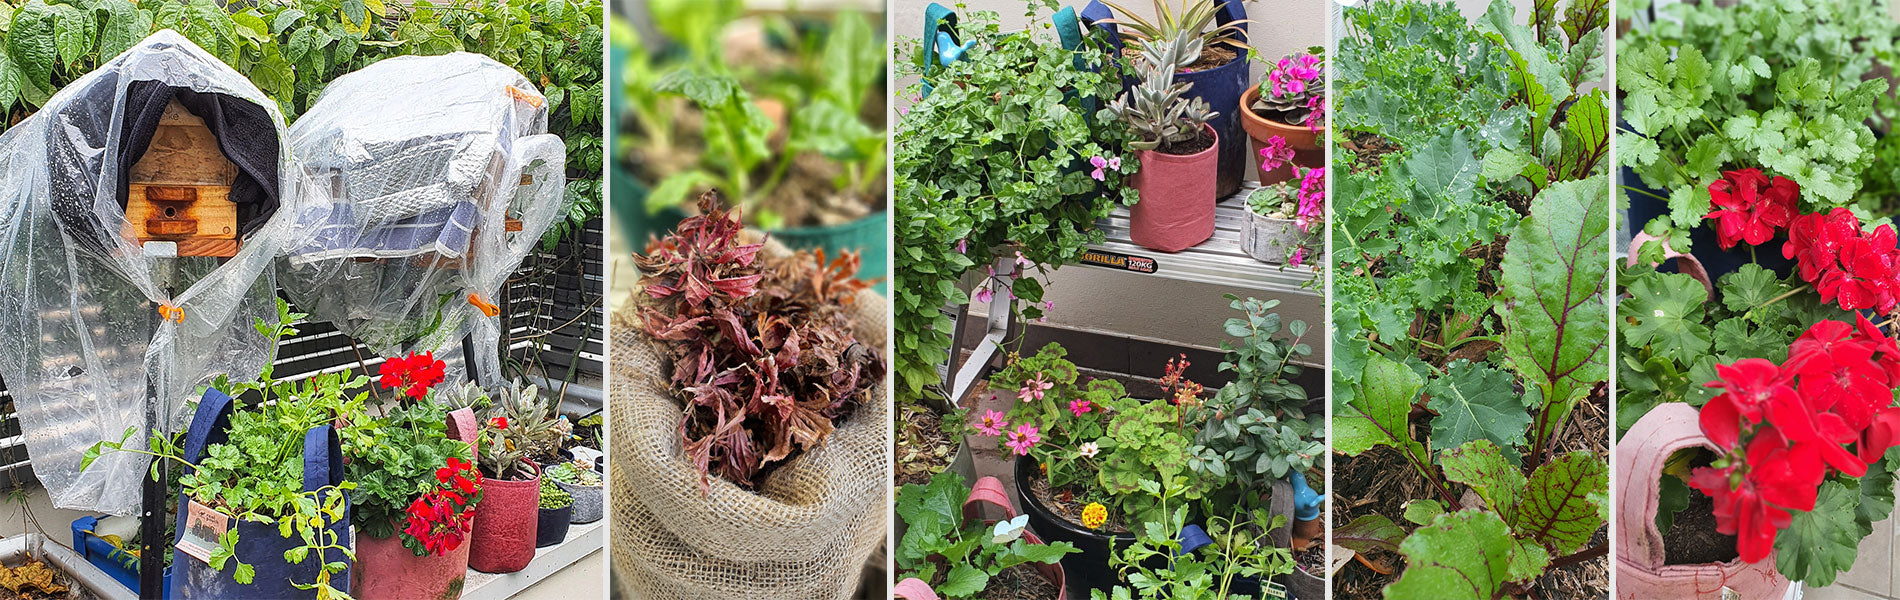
[1109,29,1219,151]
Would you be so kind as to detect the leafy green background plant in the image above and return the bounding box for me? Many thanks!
[0,0,604,246]
[1617,0,1897,257]
[625,0,884,229]
[1330,0,1610,594]
[344,401,474,542]
[892,0,1137,408]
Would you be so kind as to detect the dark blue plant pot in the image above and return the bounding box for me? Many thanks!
[1084,0,1253,199]
[536,506,573,548]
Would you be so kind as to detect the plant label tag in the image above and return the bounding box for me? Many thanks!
[176,499,230,564]
[1078,249,1157,274]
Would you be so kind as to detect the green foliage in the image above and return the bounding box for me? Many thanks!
[1190,296,1320,504]
[1385,509,1529,600]
[895,471,1078,599]
[0,0,603,221]
[1090,480,1291,600]
[1098,400,1205,526]
[1614,263,1853,435]
[84,299,358,595]
[1333,1,1610,594]
[624,0,883,229]
[1618,0,1896,249]
[892,1,1137,406]
[345,401,474,540]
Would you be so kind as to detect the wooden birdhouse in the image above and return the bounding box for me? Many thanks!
[124,99,239,257]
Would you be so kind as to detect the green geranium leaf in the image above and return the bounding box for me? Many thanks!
[1775,480,1862,587]
[1621,270,1712,365]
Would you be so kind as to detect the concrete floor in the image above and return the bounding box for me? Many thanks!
[2,481,605,598]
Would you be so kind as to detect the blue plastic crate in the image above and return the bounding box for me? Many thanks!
[71,515,172,598]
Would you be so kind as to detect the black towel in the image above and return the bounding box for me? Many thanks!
[46,76,281,249]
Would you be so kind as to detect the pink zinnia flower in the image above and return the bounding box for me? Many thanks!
[974,410,1008,436]
[1006,424,1042,455]
[1069,398,1093,416]
[1019,373,1053,402]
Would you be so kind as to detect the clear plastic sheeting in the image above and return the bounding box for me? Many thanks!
[281,53,568,386]
[0,31,310,514]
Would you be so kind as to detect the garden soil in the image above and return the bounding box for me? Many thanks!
[977,563,1059,600]
[609,241,888,599]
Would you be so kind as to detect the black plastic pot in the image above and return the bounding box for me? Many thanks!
[1014,455,1140,595]
[1280,565,1325,599]
[535,506,571,548]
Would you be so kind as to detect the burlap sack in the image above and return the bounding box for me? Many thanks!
[609,248,889,599]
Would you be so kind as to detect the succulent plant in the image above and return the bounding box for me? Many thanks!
[475,380,571,480]
[539,479,573,509]
[1252,48,1325,126]
[432,380,490,412]
[1110,29,1219,151]
[1099,0,1252,56]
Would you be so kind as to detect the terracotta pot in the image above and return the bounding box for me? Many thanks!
[1238,85,1323,187]
[350,528,470,600]
[1129,124,1220,253]
[468,459,542,574]
[1616,403,1789,599]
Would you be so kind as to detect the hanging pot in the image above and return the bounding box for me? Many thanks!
[350,407,479,598]
[1128,124,1220,252]
[468,459,542,574]
[1615,403,1789,599]
[1238,84,1324,187]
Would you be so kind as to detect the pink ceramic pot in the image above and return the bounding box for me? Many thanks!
[468,458,541,574]
[1616,403,1789,599]
[1129,124,1219,253]
[352,408,480,597]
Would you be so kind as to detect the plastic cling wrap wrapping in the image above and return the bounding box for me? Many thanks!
[0,31,309,514]
[282,53,568,385]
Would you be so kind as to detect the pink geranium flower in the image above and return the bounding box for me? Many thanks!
[974,409,1008,436]
[1006,424,1042,455]
[1259,136,1295,174]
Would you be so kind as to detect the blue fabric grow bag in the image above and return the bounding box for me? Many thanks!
[166,389,352,599]
[1083,0,1252,199]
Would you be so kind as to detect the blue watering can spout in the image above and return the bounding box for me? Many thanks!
[1291,471,1324,522]
[936,31,975,67]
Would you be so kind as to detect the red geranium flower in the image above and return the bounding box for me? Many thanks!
[1784,208,1900,315]
[378,352,447,399]
[402,489,472,556]
[1707,169,1798,249]
[490,417,509,429]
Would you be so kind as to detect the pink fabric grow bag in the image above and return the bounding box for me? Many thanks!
[1616,403,1788,599]
[892,476,1067,600]
[469,458,542,574]
[352,408,480,598]
[1129,125,1219,253]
